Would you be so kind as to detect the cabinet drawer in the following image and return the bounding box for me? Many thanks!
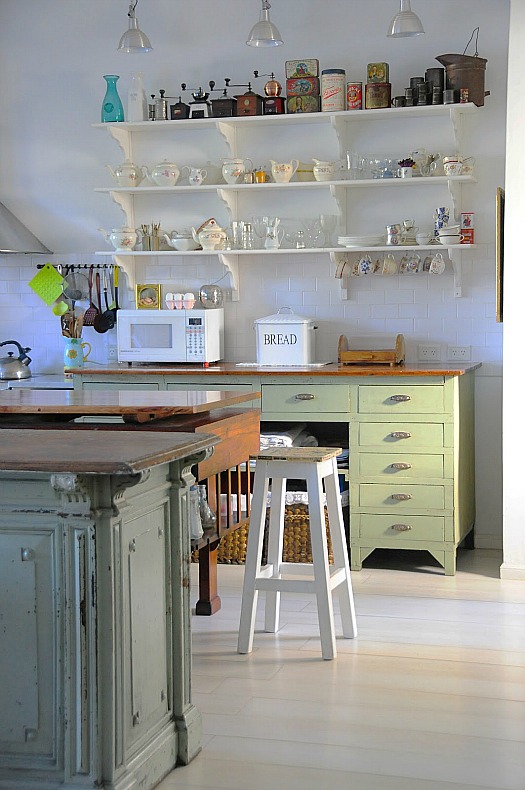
[83,381,160,391]
[356,514,445,542]
[357,385,444,414]
[357,483,445,510]
[356,453,445,479]
[358,422,444,449]
[262,384,349,414]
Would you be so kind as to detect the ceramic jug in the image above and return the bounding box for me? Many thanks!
[312,159,336,181]
[182,165,208,186]
[63,338,92,369]
[270,159,299,183]
[106,159,146,187]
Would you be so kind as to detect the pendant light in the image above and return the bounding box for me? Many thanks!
[387,0,425,37]
[246,1,283,47]
[118,0,153,53]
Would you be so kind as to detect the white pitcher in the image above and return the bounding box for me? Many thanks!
[182,165,208,186]
[312,159,336,181]
[270,159,299,183]
[221,158,253,185]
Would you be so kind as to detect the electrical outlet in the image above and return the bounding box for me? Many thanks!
[107,346,118,360]
[448,345,471,361]
[418,344,441,362]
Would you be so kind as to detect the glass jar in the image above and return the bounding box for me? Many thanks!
[197,485,217,531]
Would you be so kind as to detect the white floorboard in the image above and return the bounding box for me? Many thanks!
[157,549,525,790]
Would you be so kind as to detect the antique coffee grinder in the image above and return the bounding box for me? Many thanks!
[253,71,285,114]
[211,78,238,117]
[225,79,264,116]
[180,82,218,118]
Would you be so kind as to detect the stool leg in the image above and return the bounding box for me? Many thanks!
[306,464,337,660]
[264,474,286,633]
[238,461,269,654]
[325,459,357,639]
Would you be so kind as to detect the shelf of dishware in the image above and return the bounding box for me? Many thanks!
[93,102,478,134]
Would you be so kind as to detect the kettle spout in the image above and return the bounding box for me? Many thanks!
[98,227,109,242]
[191,227,199,243]
[106,164,116,179]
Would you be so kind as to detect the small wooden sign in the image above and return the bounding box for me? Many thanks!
[338,334,405,367]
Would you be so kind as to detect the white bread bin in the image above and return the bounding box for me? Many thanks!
[255,307,317,365]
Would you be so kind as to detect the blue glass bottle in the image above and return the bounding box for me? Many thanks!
[101,75,124,122]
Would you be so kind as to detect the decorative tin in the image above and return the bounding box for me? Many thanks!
[286,95,320,114]
[286,77,320,96]
[365,82,392,109]
[461,228,475,244]
[460,212,475,244]
[367,62,389,84]
[254,307,317,366]
[285,59,319,79]
[321,68,346,112]
[346,82,362,110]
[460,88,469,103]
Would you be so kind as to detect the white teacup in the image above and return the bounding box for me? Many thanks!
[438,234,464,245]
[416,232,432,245]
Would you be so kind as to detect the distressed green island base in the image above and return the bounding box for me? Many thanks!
[0,429,218,790]
[73,361,480,576]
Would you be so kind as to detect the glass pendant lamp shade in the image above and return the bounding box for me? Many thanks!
[118,1,153,53]
[246,1,283,47]
[387,0,425,37]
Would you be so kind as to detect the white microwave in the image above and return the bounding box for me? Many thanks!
[116,308,224,364]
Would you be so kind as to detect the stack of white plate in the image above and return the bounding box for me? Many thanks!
[338,234,385,247]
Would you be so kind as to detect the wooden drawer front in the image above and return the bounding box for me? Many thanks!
[358,483,445,510]
[166,383,254,392]
[357,514,445,542]
[358,422,444,449]
[357,453,445,480]
[262,384,349,414]
[357,385,444,414]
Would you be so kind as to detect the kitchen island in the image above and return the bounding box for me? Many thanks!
[0,429,218,790]
[0,388,261,615]
[72,362,481,575]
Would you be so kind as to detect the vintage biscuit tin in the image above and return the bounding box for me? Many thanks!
[365,82,391,109]
[285,59,320,79]
[461,228,475,244]
[255,308,316,365]
[286,77,320,97]
[367,62,389,84]
[346,81,363,110]
[321,68,346,112]
[286,94,320,114]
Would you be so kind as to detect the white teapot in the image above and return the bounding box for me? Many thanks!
[270,159,299,183]
[163,229,201,251]
[106,159,146,187]
[221,158,253,185]
[191,218,227,250]
[143,159,181,186]
[312,158,336,181]
[99,226,140,251]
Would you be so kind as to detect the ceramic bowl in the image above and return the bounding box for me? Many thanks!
[438,234,463,245]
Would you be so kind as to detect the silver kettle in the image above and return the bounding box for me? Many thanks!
[0,340,32,380]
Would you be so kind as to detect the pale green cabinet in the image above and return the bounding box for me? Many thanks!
[74,368,476,574]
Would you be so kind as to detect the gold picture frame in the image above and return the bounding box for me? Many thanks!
[136,283,161,309]
[496,186,505,323]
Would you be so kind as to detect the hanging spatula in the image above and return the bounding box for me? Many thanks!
[83,265,99,326]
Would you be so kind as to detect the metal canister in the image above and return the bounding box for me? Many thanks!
[346,82,362,110]
[321,69,346,112]
[365,82,391,109]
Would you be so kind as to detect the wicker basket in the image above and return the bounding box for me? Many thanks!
[193,503,334,565]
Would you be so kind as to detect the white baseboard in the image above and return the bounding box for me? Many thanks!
[500,563,525,580]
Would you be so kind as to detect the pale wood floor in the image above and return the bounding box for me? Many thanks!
[158,549,525,790]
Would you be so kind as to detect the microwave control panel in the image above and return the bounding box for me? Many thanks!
[185,316,207,361]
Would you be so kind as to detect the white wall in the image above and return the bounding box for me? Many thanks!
[0,1,508,548]
[501,0,525,578]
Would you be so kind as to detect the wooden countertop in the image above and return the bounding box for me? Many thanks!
[0,389,260,423]
[72,362,481,378]
[0,429,218,474]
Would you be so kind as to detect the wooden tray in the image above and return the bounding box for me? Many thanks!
[338,333,405,366]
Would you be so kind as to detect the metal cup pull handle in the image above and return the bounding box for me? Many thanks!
[391,493,412,501]
[391,523,412,531]
[295,393,315,401]
[390,394,411,402]
[390,431,412,440]
[391,462,412,470]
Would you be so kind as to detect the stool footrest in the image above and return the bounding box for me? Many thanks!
[256,577,316,594]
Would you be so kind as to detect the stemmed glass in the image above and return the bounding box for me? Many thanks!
[319,214,338,247]
[253,216,272,249]
[302,217,321,247]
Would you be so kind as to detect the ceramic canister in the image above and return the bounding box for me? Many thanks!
[321,69,346,112]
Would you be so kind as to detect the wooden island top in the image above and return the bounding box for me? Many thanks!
[0,388,260,423]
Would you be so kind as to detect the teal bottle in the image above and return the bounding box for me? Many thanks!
[101,75,124,122]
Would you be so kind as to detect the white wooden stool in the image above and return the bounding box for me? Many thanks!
[238,447,357,660]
